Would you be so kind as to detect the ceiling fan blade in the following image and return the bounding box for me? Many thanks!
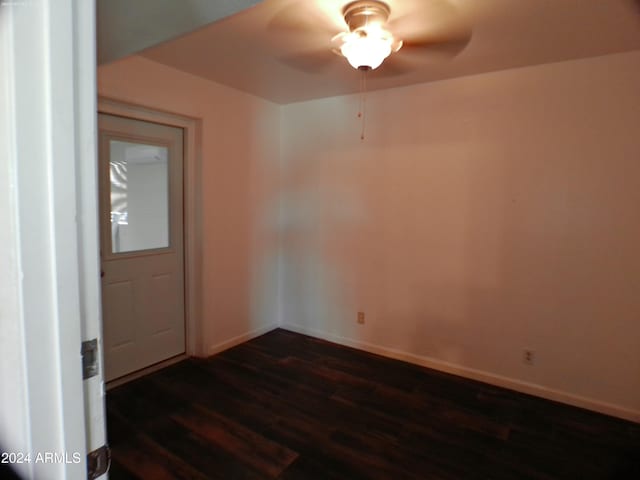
[278,50,339,74]
[373,35,469,78]
[372,54,415,77]
[388,0,472,57]
[266,0,345,38]
[399,32,471,61]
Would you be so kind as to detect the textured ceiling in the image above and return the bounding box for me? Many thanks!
[134,0,640,104]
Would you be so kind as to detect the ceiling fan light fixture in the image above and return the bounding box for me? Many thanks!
[333,1,402,71]
[340,33,393,70]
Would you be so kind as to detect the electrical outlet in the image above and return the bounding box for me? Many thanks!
[357,311,365,324]
[523,349,535,366]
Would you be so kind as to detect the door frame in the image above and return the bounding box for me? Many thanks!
[2,0,98,477]
[98,97,204,359]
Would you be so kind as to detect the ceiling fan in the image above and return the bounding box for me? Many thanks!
[268,0,472,75]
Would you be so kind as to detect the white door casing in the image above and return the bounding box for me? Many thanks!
[98,114,186,382]
[97,98,204,360]
[1,0,103,478]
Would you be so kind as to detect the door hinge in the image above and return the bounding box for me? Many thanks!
[87,445,111,479]
[81,339,99,379]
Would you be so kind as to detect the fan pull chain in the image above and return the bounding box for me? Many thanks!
[357,67,369,141]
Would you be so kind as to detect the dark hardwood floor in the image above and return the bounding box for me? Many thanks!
[107,329,640,479]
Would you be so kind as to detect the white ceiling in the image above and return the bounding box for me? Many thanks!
[123,0,640,104]
[97,0,262,64]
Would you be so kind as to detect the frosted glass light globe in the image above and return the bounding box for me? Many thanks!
[341,35,392,70]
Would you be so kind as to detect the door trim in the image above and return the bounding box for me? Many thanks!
[98,97,204,357]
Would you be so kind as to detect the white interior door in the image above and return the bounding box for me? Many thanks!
[98,113,186,382]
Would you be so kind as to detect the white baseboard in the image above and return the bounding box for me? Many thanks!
[208,323,278,356]
[281,322,640,424]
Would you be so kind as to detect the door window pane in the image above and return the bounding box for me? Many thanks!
[109,140,169,253]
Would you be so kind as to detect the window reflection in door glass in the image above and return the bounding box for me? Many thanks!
[109,140,169,253]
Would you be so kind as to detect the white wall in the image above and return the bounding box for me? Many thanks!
[279,51,640,421]
[98,56,282,354]
[98,50,640,422]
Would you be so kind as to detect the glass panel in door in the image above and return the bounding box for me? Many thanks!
[109,140,169,253]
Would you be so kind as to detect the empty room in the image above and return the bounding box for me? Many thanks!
[1,0,639,479]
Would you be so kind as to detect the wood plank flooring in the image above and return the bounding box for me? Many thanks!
[107,329,640,479]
